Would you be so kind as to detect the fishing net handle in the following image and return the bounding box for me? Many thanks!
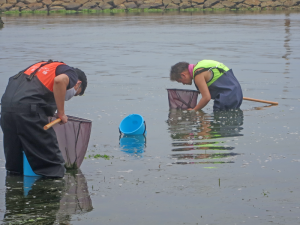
[44,118,61,130]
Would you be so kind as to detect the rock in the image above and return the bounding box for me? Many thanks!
[38,6,48,10]
[124,1,136,7]
[0,3,13,10]
[9,6,20,10]
[270,0,282,6]
[98,1,112,8]
[22,0,37,3]
[135,0,143,5]
[20,6,29,10]
[42,0,52,5]
[193,3,203,7]
[103,0,113,4]
[221,0,236,7]
[49,5,65,9]
[0,0,6,4]
[92,5,101,9]
[79,1,97,8]
[138,3,152,7]
[260,0,276,6]
[139,2,162,7]
[212,2,223,7]
[172,0,180,4]
[236,3,248,7]
[179,2,191,8]
[165,2,178,7]
[75,0,88,4]
[163,0,171,4]
[192,0,204,3]
[16,2,26,7]
[64,2,81,8]
[228,0,244,3]
[51,1,64,5]
[113,0,124,5]
[203,0,219,7]
[90,0,102,3]
[28,2,43,9]
[116,3,125,8]
[283,0,294,6]
[143,0,154,3]
[7,0,17,4]
[244,0,260,5]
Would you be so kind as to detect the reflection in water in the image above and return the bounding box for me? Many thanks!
[0,17,3,29]
[167,109,243,164]
[119,135,146,158]
[282,13,291,75]
[3,169,93,224]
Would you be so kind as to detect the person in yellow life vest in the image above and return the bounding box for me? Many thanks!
[170,60,243,111]
[0,60,87,178]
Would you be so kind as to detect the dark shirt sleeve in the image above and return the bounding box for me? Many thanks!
[55,65,78,89]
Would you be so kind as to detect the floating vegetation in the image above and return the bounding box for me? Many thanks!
[86,154,112,160]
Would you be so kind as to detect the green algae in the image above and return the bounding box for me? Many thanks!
[33,10,48,14]
[5,10,20,14]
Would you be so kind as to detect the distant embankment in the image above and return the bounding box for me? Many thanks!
[1,0,300,13]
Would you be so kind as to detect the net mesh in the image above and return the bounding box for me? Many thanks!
[48,115,92,169]
[167,89,199,109]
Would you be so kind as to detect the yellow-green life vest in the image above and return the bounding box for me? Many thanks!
[193,60,230,87]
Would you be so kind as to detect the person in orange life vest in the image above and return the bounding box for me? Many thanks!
[170,60,243,111]
[0,60,87,178]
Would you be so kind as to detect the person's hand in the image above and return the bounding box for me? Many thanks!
[57,112,68,124]
[187,108,195,111]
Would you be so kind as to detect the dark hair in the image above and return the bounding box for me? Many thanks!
[170,62,189,81]
[75,68,87,96]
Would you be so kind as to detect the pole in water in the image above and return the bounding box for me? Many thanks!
[243,97,278,105]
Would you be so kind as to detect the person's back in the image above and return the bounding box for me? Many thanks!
[170,59,243,111]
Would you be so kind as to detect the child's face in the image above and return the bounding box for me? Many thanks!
[176,71,192,85]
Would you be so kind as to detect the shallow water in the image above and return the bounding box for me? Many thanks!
[1,11,300,224]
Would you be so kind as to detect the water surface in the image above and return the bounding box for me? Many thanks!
[0,11,300,224]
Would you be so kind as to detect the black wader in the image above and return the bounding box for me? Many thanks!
[1,61,66,178]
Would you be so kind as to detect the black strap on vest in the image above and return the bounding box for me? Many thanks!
[27,59,54,81]
[13,60,55,80]
[194,67,226,77]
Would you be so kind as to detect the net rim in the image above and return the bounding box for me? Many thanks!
[166,88,200,94]
[52,114,92,123]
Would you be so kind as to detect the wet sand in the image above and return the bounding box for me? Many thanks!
[0,11,300,224]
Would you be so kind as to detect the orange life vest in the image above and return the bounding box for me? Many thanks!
[24,61,66,92]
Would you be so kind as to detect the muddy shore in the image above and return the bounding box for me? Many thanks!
[1,0,300,14]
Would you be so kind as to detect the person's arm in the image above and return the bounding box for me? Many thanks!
[190,71,211,111]
[53,74,69,124]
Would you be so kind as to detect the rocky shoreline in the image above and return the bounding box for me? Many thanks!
[1,0,300,13]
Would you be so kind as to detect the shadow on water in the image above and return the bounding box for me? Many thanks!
[167,109,244,165]
[3,169,93,224]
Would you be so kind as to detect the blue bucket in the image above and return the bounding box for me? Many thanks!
[119,114,146,135]
[23,152,40,177]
